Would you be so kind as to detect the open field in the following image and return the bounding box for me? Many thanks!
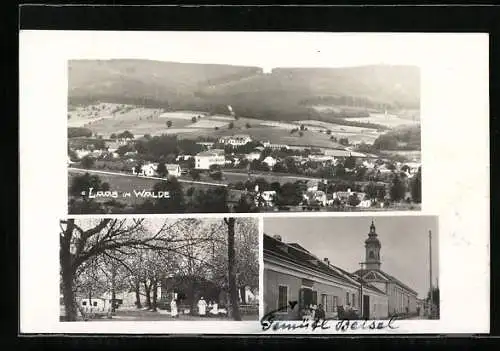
[379,150,421,162]
[69,168,227,206]
[295,120,375,133]
[158,111,205,120]
[188,119,229,128]
[349,113,420,128]
[71,104,408,148]
[310,104,379,113]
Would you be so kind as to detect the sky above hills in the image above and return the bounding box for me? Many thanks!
[59,31,427,70]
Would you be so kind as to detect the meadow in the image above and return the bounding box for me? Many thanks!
[349,113,420,128]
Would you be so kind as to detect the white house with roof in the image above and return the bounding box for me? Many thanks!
[257,190,277,207]
[245,152,261,161]
[218,134,252,146]
[262,156,277,168]
[132,163,158,177]
[166,164,182,177]
[195,149,226,170]
[262,141,290,150]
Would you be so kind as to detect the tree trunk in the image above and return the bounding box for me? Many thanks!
[240,287,247,305]
[226,218,241,321]
[111,266,116,312]
[152,279,158,312]
[135,280,142,309]
[61,264,77,321]
[144,281,151,309]
[61,219,77,321]
[190,280,197,316]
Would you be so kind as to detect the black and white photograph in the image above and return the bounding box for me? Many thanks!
[263,216,439,321]
[67,33,422,215]
[59,217,259,322]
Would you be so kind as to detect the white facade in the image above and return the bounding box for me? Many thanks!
[245,152,261,161]
[262,156,277,168]
[195,151,226,170]
[166,164,181,177]
[218,135,252,146]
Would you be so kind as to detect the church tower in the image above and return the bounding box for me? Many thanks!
[364,220,382,270]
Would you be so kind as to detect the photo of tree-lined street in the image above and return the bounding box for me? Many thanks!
[68,57,421,214]
[59,217,259,322]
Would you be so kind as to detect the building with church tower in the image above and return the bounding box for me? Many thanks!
[353,220,418,316]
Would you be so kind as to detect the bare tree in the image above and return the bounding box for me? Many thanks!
[60,218,183,321]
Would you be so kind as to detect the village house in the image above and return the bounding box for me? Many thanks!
[166,164,182,177]
[194,149,226,170]
[257,190,277,207]
[218,134,252,146]
[245,152,261,162]
[176,155,193,162]
[264,234,388,321]
[196,141,215,150]
[74,149,92,159]
[132,163,158,177]
[306,180,319,192]
[303,190,327,207]
[262,141,290,150]
[106,140,127,153]
[262,156,277,168]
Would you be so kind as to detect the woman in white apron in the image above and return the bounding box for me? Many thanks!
[198,297,207,316]
[170,298,178,318]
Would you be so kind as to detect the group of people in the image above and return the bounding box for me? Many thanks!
[169,296,221,317]
[301,303,357,320]
[301,304,326,320]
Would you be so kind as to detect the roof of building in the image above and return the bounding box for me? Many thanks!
[354,268,418,295]
[197,150,225,157]
[166,164,181,171]
[264,234,385,297]
[264,234,356,286]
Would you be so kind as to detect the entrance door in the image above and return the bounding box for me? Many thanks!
[363,295,370,319]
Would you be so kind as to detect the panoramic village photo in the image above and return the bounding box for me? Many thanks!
[263,216,439,321]
[59,217,259,322]
[67,49,422,215]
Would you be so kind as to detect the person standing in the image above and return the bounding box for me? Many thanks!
[212,301,218,315]
[198,297,207,316]
[170,297,178,318]
[316,304,326,320]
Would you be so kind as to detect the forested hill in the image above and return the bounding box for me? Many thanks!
[68,59,420,118]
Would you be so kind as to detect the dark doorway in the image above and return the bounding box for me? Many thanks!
[363,295,370,319]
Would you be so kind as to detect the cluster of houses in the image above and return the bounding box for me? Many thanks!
[69,134,420,195]
[264,221,426,320]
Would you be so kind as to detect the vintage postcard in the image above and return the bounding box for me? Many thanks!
[19,31,489,334]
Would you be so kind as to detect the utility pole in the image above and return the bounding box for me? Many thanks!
[429,230,433,318]
[359,262,365,318]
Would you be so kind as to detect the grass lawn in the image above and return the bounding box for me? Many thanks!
[70,309,258,321]
[69,168,226,206]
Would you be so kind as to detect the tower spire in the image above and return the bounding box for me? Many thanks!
[364,219,381,270]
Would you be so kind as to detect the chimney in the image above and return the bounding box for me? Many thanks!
[273,235,282,242]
